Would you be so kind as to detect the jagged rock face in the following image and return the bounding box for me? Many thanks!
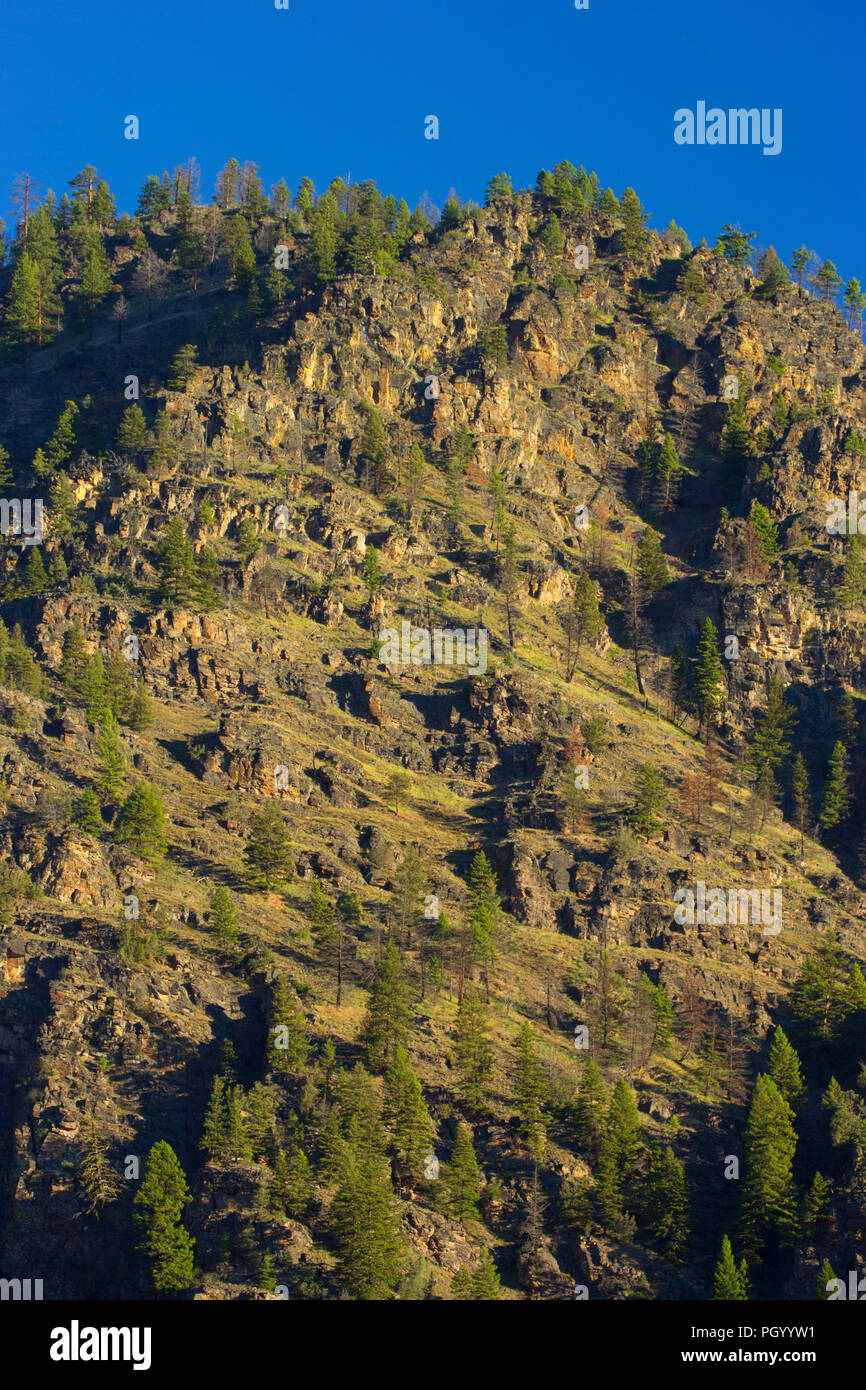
[1,188,865,1303]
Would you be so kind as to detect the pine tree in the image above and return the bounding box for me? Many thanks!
[114,781,167,862]
[200,1074,230,1160]
[453,984,494,1108]
[572,1057,607,1160]
[284,1148,314,1217]
[95,712,127,802]
[384,1044,434,1178]
[791,752,810,856]
[451,1266,474,1300]
[4,252,41,345]
[712,1234,747,1300]
[79,1109,122,1216]
[636,528,670,595]
[513,1021,548,1155]
[244,802,293,888]
[817,1257,837,1300]
[133,1141,196,1292]
[630,762,666,840]
[116,403,148,459]
[157,517,197,606]
[619,188,650,262]
[445,1122,482,1221]
[225,1085,253,1162]
[128,679,155,733]
[738,1075,799,1258]
[361,939,411,1072]
[596,1078,643,1225]
[59,625,88,700]
[692,617,725,737]
[818,741,849,837]
[269,975,308,1072]
[209,886,238,946]
[766,1027,805,1112]
[359,405,391,494]
[72,788,104,835]
[747,673,795,792]
[640,1141,690,1263]
[802,1172,832,1240]
[331,1154,404,1299]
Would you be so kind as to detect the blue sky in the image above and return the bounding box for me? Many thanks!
[1,0,863,280]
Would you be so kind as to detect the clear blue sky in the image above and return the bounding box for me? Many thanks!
[1,0,863,279]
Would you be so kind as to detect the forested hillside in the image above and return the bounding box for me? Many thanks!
[0,157,864,1301]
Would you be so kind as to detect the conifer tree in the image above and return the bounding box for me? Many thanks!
[201,1074,230,1160]
[72,788,104,835]
[445,1122,482,1221]
[359,405,391,494]
[738,1075,799,1257]
[471,1247,502,1299]
[133,1141,196,1292]
[747,673,795,793]
[572,1057,607,1160]
[513,1021,548,1155]
[818,741,850,837]
[157,517,197,606]
[640,1141,690,1262]
[116,404,148,459]
[630,762,666,840]
[283,1148,314,1217]
[209,886,239,946]
[766,1027,805,1112]
[791,752,810,856]
[692,617,725,737]
[128,679,155,733]
[244,802,293,888]
[331,1154,404,1299]
[114,781,167,862]
[451,1266,474,1300]
[817,1258,837,1300]
[596,1078,643,1225]
[225,1085,253,1162]
[802,1172,832,1240]
[361,938,411,1072]
[269,975,308,1073]
[711,1234,747,1300]
[384,1045,434,1179]
[453,984,494,1108]
[95,712,127,802]
[636,528,670,595]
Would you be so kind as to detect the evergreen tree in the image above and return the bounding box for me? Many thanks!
[513,1021,548,1155]
[22,547,47,596]
[209,886,238,946]
[640,1142,690,1263]
[5,252,41,345]
[359,405,391,494]
[384,1044,434,1178]
[244,802,293,889]
[331,1155,404,1299]
[636,528,670,595]
[360,938,411,1072]
[619,188,650,262]
[133,1141,196,1292]
[747,673,795,791]
[128,679,155,732]
[116,404,148,459]
[269,975,308,1072]
[453,984,494,1108]
[817,1257,837,1300]
[157,517,197,606]
[791,752,810,856]
[802,1172,832,1241]
[738,1075,799,1257]
[114,781,167,862]
[445,1122,482,1221]
[712,1234,747,1300]
[72,788,104,835]
[692,617,725,737]
[283,1148,314,1217]
[200,1074,230,1160]
[630,762,666,840]
[766,1027,805,1112]
[471,1247,502,1299]
[818,741,849,837]
[95,712,127,802]
[596,1078,643,1225]
[572,1056,607,1160]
